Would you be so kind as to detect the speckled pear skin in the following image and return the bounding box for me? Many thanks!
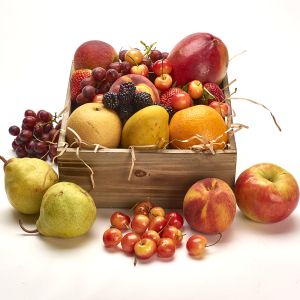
[4,158,58,214]
[37,182,96,238]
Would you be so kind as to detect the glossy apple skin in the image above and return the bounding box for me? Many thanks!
[235,163,299,223]
[109,74,160,103]
[168,33,228,85]
[74,40,118,70]
[183,178,236,234]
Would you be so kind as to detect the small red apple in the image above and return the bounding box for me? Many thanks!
[188,80,203,99]
[235,163,299,223]
[154,74,173,91]
[171,92,192,111]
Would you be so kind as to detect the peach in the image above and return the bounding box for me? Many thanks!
[109,74,160,103]
[74,40,118,70]
[183,178,236,234]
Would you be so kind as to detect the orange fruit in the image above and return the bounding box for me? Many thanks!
[169,105,228,150]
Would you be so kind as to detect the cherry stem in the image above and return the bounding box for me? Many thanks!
[134,256,137,267]
[19,219,39,234]
[206,232,222,247]
[0,155,7,164]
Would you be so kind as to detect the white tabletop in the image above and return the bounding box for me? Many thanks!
[1,0,299,299]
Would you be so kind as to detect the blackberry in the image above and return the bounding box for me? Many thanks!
[118,82,136,105]
[103,92,119,110]
[118,104,134,123]
[133,92,153,111]
[158,104,174,120]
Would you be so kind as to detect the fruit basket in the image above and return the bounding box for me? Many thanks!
[57,68,237,209]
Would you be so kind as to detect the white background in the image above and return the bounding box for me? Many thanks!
[0,0,300,299]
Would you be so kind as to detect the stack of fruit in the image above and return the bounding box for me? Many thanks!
[63,33,232,152]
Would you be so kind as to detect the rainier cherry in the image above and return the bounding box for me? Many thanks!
[157,238,176,258]
[165,212,184,229]
[171,92,192,111]
[148,216,167,232]
[121,232,141,254]
[188,80,204,99]
[142,229,161,245]
[131,214,150,235]
[154,74,173,91]
[110,211,130,231]
[186,234,208,257]
[161,225,184,246]
[134,238,157,259]
[103,228,122,248]
[152,59,172,76]
[125,49,144,65]
[149,206,165,220]
[133,200,154,216]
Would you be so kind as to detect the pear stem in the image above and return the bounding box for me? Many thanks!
[0,155,7,164]
[19,219,39,234]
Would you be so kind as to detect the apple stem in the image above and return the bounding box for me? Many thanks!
[0,155,7,164]
[19,219,39,234]
[206,232,222,247]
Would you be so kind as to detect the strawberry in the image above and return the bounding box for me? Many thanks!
[203,82,225,103]
[70,69,92,101]
[160,87,186,106]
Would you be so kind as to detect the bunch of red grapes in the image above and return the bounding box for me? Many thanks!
[102,200,215,265]
[8,109,61,161]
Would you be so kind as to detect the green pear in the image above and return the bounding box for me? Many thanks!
[121,105,169,148]
[20,182,97,238]
[2,156,58,214]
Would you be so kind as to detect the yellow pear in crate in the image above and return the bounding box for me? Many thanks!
[121,105,169,149]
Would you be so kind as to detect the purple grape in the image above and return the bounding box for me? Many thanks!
[34,141,48,154]
[15,146,27,158]
[37,110,52,122]
[119,49,127,61]
[97,80,111,94]
[12,139,18,150]
[25,140,36,155]
[150,50,162,62]
[49,128,59,142]
[76,93,90,105]
[108,62,122,73]
[55,120,62,130]
[22,116,37,130]
[161,52,169,59]
[43,123,53,133]
[82,85,96,100]
[33,123,44,138]
[19,130,33,142]
[9,125,20,136]
[92,67,106,81]
[80,76,97,89]
[106,69,120,84]
[24,109,36,117]
[120,61,131,75]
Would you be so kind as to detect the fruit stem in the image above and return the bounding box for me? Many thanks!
[0,155,7,164]
[19,219,39,234]
[206,232,222,247]
[134,256,137,267]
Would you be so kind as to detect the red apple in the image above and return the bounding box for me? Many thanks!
[134,238,157,259]
[171,92,193,111]
[168,33,229,85]
[235,163,299,223]
[74,40,118,70]
[130,64,149,77]
[188,80,204,99]
[154,74,173,91]
[109,74,160,103]
[152,59,172,76]
[209,101,230,117]
[183,178,236,234]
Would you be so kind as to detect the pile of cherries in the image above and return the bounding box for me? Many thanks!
[102,200,218,264]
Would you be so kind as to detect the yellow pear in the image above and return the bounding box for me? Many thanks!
[2,156,58,214]
[66,103,122,148]
[121,105,169,149]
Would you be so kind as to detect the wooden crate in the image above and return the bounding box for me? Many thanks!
[57,71,237,208]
